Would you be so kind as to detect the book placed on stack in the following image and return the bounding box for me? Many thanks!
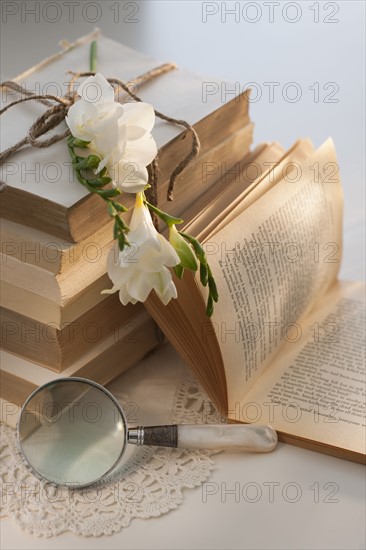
[1,32,252,241]
[0,31,254,426]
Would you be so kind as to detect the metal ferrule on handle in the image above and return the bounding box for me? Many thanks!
[128,425,178,447]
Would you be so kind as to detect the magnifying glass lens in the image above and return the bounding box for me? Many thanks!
[18,380,126,487]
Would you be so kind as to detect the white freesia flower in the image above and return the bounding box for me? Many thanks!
[66,73,157,193]
[66,73,122,142]
[102,193,180,305]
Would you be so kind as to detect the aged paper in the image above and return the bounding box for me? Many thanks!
[239,281,365,455]
[206,139,343,404]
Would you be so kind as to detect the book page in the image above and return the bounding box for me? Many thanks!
[184,142,285,240]
[209,139,315,238]
[204,138,343,406]
[237,280,365,457]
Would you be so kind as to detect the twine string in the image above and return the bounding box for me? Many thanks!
[0,63,201,204]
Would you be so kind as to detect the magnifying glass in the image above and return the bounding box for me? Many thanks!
[17,377,278,488]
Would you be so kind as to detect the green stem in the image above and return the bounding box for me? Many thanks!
[90,40,97,72]
[178,230,218,316]
[67,141,130,251]
[144,199,183,227]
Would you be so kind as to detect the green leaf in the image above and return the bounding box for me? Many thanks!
[73,138,91,148]
[206,295,214,317]
[84,155,101,169]
[95,188,121,198]
[200,262,208,286]
[112,201,128,213]
[179,232,207,265]
[113,221,119,240]
[174,264,185,279]
[118,233,129,251]
[208,266,218,302]
[108,202,116,217]
[73,159,87,170]
[145,201,184,227]
[114,215,128,230]
[74,155,100,171]
[87,179,104,188]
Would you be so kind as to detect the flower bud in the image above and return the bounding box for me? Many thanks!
[84,155,101,169]
[169,225,198,272]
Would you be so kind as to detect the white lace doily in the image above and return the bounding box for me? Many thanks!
[0,376,222,537]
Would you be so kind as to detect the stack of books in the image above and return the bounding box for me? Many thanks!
[0,32,253,426]
[1,32,364,464]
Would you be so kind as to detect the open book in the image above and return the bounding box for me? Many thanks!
[146,138,366,464]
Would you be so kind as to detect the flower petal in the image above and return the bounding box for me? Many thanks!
[127,271,154,302]
[110,163,148,194]
[129,197,156,233]
[149,267,177,303]
[124,133,158,167]
[161,281,178,304]
[119,285,136,305]
[122,102,155,133]
[78,73,115,104]
[65,100,97,140]
[126,125,148,141]
[157,234,181,267]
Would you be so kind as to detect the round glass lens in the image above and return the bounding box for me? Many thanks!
[18,379,126,487]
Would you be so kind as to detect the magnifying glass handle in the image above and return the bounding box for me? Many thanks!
[128,424,277,453]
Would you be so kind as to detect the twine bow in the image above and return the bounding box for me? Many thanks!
[0,63,201,204]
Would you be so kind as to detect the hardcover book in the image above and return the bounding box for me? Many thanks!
[0,32,251,242]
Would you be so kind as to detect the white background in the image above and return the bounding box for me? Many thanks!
[1,1,365,549]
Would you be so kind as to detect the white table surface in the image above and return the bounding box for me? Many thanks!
[1,192,364,550]
[1,2,365,548]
